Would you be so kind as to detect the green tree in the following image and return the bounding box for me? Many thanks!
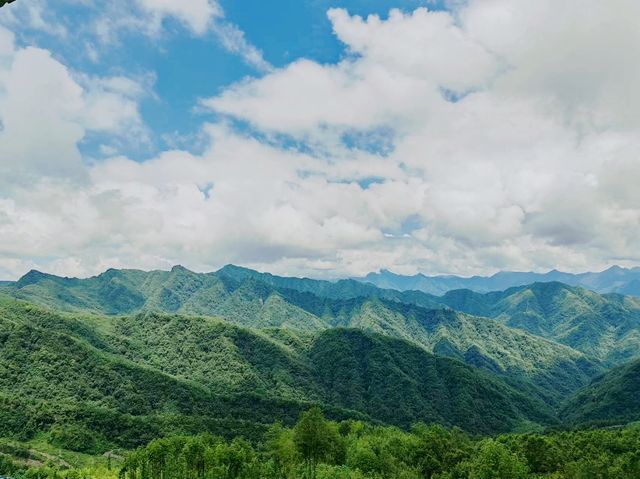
[264,422,300,479]
[294,408,343,479]
[468,440,528,479]
[410,424,471,479]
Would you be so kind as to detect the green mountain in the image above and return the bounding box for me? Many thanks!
[561,358,640,426]
[440,282,640,364]
[0,297,556,447]
[1,264,443,315]
[0,267,602,403]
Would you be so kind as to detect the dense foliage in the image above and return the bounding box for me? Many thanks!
[3,265,640,478]
[561,358,640,426]
[439,282,640,363]
[0,298,555,451]
[114,411,640,479]
[0,267,605,404]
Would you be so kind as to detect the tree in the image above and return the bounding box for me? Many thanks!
[468,440,528,479]
[410,424,471,478]
[264,422,300,479]
[0,1,16,8]
[294,408,343,479]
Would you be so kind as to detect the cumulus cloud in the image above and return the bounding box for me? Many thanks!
[2,2,640,280]
[204,7,497,135]
[0,25,146,188]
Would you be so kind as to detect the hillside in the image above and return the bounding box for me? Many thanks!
[440,282,640,364]
[358,265,640,296]
[0,298,557,443]
[561,359,640,426]
[325,298,601,403]
[0,267,602,403]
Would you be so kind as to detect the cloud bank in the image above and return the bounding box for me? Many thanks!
[1,0,640,279]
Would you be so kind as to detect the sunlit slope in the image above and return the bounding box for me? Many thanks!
[0,298,557,442]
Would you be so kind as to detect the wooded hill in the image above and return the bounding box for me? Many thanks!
[2,265,640,447]
[0,298,554,453]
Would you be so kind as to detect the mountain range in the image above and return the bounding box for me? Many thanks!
[357,265,640,296]
[0,297,555,448]
[1,264,640,445]
[0,265,604,403]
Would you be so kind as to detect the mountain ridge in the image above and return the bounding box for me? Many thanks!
[561,358,640,426]
[0,297,556,442]
[438,281,640,364]
[357,265,640,296]
[0,265,604,404]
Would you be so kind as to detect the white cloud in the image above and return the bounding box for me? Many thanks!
[2,2,640,280]
[0,31,146,187]
[0,0,270,72]
[205,8,497,137]
[136,0,222,35]
[101,0,272,71]
[212,21,273,73]
[328,8,496,92]
[461,0,640,130]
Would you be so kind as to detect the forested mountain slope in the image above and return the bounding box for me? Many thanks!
[0,268,602,403]
[440,282,640,363]
[0,264,443,315]
[0,298,556,445]
[561,358,640,426]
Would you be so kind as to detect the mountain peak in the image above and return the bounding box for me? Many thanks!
[218,264,249,273]
[16,269,51,287]
[170,264,193,274]
[603,265,625,273]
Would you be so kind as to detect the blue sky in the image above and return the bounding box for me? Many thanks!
[5,0,441,160]
[1,0,639,280]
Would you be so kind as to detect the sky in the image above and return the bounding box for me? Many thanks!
[0,0,639,280]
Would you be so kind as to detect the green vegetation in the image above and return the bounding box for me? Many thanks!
[0,297,555,450]
[561,358,640,426]
[110,412,640,479]
[0,267,604,404]
[4,415,640,479]
[3,266,640,478]
[440,282,640,363]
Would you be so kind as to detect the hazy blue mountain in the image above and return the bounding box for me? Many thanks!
[357,265,640,296]
[216,264,443,308]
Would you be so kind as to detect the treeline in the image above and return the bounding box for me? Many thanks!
[116,408,640,479]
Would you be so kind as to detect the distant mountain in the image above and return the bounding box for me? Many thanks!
[439,282,640,364]
[2,264,442,315]
[357,265,640,296]
[561,358,640,426]
[0,265,602,404]
[0,298,556,444]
